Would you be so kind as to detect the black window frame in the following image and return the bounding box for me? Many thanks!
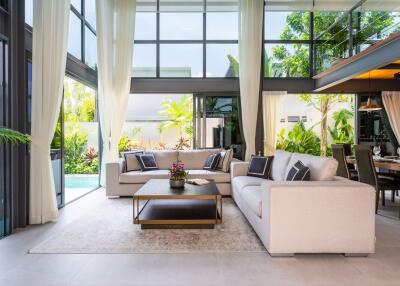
[133,0,239,79]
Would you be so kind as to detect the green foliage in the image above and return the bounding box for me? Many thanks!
[273,11,396,75]
[276,122,321,156]
[51,122,61,149]
[158,95,193,149]
[0,127,30,145]
[328,109,355,144]
[64,129,98,174]
[118,134,130,154]
[226,55,239,77]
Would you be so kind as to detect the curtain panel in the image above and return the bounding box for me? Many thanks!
[30,0,71,224]
[263,91,285,156]
[238,0,264,160]
[382,91,400,145]
[96,0,136,185]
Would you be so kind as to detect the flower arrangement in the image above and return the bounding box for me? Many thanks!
[169,161,189,181]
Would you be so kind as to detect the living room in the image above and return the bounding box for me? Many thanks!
[1,0,400,285]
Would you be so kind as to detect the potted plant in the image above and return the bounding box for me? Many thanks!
[169,161,188,188]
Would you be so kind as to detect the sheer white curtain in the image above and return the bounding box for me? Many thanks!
[238,0,264,160]
[30,0,70,224]
[382,91,400,144]
[96,0,136,185]
[263,91,286,156]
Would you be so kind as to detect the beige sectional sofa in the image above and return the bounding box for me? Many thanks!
[106,149,233,197]
[231,150,376,257]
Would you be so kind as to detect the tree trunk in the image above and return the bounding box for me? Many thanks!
[320,98,329,157]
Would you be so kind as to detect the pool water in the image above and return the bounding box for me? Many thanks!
[65,174,99,189]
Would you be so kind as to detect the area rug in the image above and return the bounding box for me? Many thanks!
[29,198,266,254]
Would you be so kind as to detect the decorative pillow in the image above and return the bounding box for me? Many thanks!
[203,153,221,170]
[286,160,311,181]
[135,153,159,171]
[218,149,234,172]
[247,155,274,179]
[122,151,143,172]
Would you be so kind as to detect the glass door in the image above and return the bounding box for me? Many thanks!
[193,93,244,159]
[50,76,100,206]
[0,37,10,238]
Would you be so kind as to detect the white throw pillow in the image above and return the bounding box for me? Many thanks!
[218,149,234,172]
[284,153,338,181]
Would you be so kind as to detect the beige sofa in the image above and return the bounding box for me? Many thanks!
[106,149,233,197]
[231,150,376,257]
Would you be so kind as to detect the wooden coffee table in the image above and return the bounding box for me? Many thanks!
[133,179,222,229]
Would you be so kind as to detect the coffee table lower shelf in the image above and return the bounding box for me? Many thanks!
[134,199,222,229]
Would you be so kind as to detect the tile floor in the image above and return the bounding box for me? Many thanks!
[1,189,400,286]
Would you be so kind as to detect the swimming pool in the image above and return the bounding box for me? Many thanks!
[65,174,99,189]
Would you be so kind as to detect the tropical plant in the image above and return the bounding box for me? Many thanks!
[118,134,131,154]
[51,122,61,149]
[0,127,30,145]
[328,109,354,144]
[299,94,349,156]
[158,94,193,149]
[276,121,321,156]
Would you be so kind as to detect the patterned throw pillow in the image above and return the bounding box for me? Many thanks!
[203,153,222,170]
[286,160,311,181]
[122,151,143,172]
[247,155,274,179]
[218,149,234,172]
[135,153,159,171]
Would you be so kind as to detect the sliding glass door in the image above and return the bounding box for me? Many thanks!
[194,93,243,159]
[50,76,100,207]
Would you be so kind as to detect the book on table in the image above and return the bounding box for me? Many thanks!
[186,178,210,186]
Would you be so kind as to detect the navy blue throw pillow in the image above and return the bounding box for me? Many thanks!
[203,153,221,170]
[247,155,274,179]
[135,153,159,171]
[286,160,310,181]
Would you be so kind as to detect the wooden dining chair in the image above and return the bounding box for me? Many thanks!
[355,145,399,213]
[331,144,358,180]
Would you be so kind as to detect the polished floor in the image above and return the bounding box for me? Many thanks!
[2,189,400,286]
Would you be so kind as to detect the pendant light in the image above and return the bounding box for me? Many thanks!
[358,72,382,112]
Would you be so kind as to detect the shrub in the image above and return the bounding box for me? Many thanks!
[276,121,321,156]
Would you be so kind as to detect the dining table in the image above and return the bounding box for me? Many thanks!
[346,156,400,172]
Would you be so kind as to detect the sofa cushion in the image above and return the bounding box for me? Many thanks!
[203,153,221,170]
[122,151,143,172]
[135,153,159,171]
[238,186,262,217]
[148,150,179,170]
[178,149,222,170]
[285,153,338,181]
[232,176,266,190]
[218,148,234,172]
[119,170,169,184]
[247,155,273,179]
[286,160,311,181]
[271,150,292,181]
[119,169,231,184]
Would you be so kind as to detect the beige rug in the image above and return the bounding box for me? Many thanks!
[30,198,266,254]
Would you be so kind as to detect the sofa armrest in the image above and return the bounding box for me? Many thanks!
[106,159,124,188]
[231,161,249,178]
[260,179,376,254]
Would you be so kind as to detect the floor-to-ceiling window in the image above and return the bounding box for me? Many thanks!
[133,0,239,78]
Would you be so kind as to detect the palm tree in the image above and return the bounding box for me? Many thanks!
[158,95,193,149]
[0,127,30,145]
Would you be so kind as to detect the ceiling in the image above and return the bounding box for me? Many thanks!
[355,59,400,79]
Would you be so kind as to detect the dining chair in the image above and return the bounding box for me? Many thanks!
[342,143,359,180]
[355,145,399,213]
[331,144,357,180]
